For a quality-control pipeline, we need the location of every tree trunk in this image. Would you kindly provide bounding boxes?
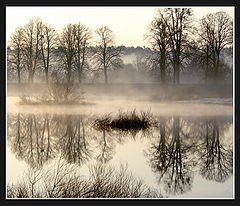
[176,65,180,84]
[79,47,86,84]
[103,46,108,84]
[205,46,209,82]
[45,68,49,84]
[67,65,72,83]
[28,71,34,83]
[17,47,21,84]
[160,52,166,84]
[173,61,180,84]
[78,64,83,84]
[17,66,21,84]
[104,65,108,84]
[78,69,82,84]
[215,53,220,80]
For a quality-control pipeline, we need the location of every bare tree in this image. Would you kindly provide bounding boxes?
[198,11,233,80]
[184,36,211,81]
[73,23,92,84]
[163,8,193,84]
[39,22,58,84]
[58,24,76,83]
[22,18,42,83]
[8,26,25,83]
[146,9,171,84]
[94,26,122,84]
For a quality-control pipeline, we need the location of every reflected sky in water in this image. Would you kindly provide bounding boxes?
[7,113,233,198]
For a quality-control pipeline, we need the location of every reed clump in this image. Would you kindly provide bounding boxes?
[93,109,156,133]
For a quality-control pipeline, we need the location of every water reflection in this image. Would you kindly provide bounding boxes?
[8,114,92,168]
[145,116,232,195]
[197,119,233,182]
[54,115,92,165]
[8,114,56,168]
[95,129,115,163]
[146,116,195,195]
[7,113,233,196]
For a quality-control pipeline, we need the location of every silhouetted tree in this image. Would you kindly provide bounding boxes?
[22,18,43,83]
[58,24,76,83]
[73,23,92,84]
[146,9,171,84]
[39,22,58,84]
[198,11,233,80]
[163,8,193,84]
[8,27,25,83]
[94,26,122,84]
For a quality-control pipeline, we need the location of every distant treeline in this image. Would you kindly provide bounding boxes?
[7,8,233,84]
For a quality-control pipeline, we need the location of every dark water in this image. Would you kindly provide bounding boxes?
[7,113,233,198]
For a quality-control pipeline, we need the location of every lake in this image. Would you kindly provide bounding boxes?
[6,97,233,198]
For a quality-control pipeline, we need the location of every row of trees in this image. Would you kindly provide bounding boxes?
[146,8,233,83]
[8,18,121,84]
[7,8,233,84]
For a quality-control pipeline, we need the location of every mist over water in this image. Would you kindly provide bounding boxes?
[7,83,232,116]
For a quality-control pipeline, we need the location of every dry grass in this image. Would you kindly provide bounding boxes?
[7,157,162,198]
[92,109,156,134]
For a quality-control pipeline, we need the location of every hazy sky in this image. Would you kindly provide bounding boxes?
[6,6,234,47]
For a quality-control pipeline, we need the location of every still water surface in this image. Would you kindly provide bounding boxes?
[7,112,233,198]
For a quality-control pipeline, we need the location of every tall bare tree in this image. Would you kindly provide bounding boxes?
[163,8,193,84]
[94,26,122,84]
[146,9,171,84]
[198,11,233,80]
[58,24,76,83]
[8,26,25,83]
[22,18,42,83]
[39,22,58,84]
[73,23,92,84]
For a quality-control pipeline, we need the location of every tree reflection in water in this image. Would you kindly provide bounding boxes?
[8,113,56,168]
[8,113,233,197]
[94,129,115,163]
[53,115,92,165]
[146,116,232,195]
[146,116,195,195]
[8,113,93,168]
[198,119,233,182]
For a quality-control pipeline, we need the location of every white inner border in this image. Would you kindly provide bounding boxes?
[5,5,235,200]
